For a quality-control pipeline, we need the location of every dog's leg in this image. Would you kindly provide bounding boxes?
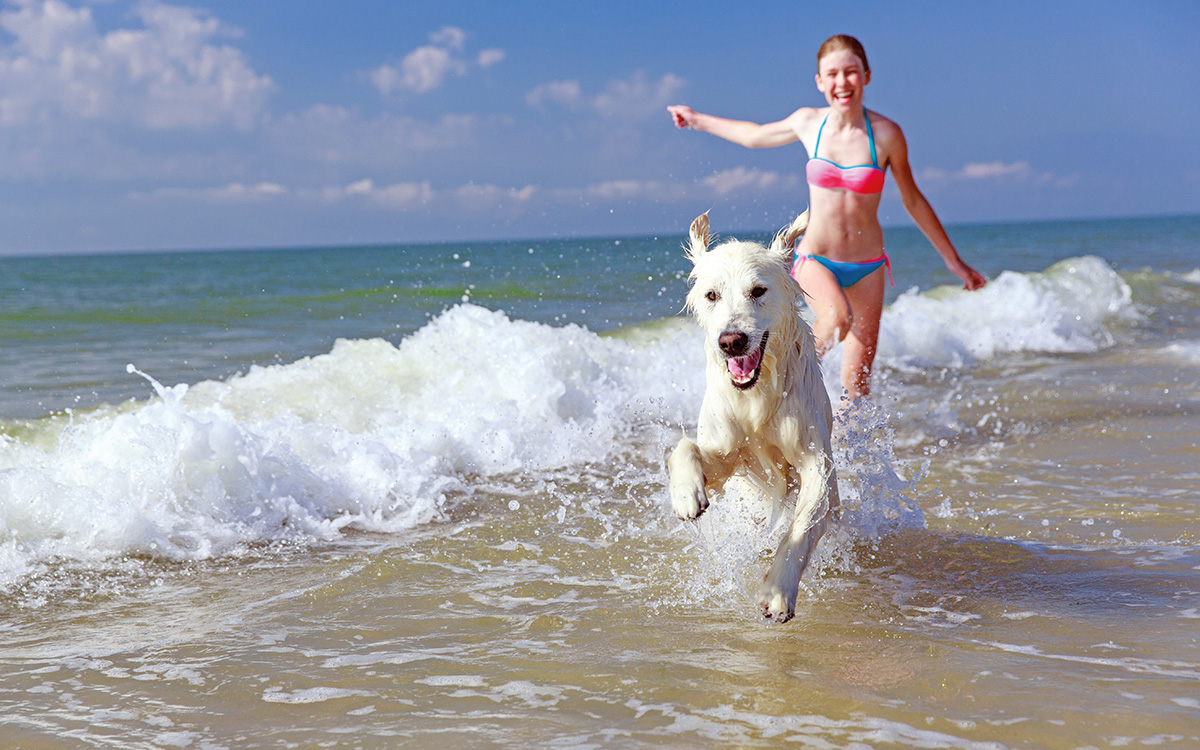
[668,433,738,520]
[668,436,709,519]
[757,451,838,622]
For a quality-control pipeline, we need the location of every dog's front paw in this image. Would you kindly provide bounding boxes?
[757,578,796,623]
[669,472,709,520]
[667,439,709,520]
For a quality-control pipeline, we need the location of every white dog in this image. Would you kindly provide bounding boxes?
[668,212,840,622]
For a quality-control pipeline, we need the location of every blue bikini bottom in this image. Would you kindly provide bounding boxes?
[792,252,893,288]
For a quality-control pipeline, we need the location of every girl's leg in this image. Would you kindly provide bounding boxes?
[839,268,887,400]
[793,259,851,357]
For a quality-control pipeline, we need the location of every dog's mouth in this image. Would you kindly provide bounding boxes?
[727,331,768,390]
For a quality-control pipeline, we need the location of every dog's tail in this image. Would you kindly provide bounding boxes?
[770,210,809,254]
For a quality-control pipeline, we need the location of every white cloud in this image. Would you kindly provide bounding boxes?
[477,48,504,68]
[920,160,1073,187]
[527,71,686,121]
[130,181,287,201]
[334,177,682,212]
[327,177,533,212]
[370,180,435,209]
[428,25,465,51]
[702,167,796,195]
[960,160,1031,179]
[123,167,791,220]
[453,182,535,210]
[331,171,787,211]
[581,180,660,199]
[270,105,478,165]
[592,71,685,120]
[525,79,581,108]
[397,45,466,94]
[215,181,286,198]
[370,26,502,96]
[366,65,402,97]
[0,0,273,130]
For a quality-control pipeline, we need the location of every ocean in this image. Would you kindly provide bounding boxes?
[0,215,1197,748]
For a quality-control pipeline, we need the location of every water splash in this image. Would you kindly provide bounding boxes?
[674,397,924,614]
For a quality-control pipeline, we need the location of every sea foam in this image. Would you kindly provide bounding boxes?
[0,305,704,587]
[878,255,1134,369]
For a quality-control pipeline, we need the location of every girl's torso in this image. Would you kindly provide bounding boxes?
[794,107,888,262]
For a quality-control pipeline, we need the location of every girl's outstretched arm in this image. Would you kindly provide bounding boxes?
[886,123,987,290]
[668,105,806,149]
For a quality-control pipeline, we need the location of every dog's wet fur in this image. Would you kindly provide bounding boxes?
[668,212,839,622]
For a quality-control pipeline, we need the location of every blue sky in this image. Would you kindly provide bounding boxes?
[1,0,1197,255]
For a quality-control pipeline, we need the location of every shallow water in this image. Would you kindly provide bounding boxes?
[1,216,1199,748]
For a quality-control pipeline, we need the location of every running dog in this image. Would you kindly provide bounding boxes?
[668,212,839,622]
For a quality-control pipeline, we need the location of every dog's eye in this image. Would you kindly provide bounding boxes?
[750,286,768,299]
[705,290,719,302]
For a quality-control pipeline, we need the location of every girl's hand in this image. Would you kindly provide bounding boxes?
[953,262,987,291]
[668,105,696,129]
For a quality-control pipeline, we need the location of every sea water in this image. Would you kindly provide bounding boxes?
[0,215,1197,748]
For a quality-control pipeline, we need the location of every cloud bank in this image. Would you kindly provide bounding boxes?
[0,0,273,130]
[920,160,1076,188]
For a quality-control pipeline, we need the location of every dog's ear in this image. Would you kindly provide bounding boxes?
[686,213,710,264]
[769,210,809,261]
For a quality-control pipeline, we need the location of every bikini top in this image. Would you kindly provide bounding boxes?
[805,109,886,194]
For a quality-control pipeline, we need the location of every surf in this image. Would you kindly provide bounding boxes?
[0,256,1151,592]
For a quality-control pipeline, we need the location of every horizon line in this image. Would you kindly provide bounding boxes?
[2,210,1197,262]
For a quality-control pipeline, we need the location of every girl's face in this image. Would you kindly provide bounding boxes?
[815,48,870,112]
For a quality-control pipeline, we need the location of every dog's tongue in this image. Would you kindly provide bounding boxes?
[728,347,762,381]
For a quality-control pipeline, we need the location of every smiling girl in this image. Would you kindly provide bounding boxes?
[668,34,986,401]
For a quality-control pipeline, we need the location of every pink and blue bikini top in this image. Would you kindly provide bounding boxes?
[805,109,886,195]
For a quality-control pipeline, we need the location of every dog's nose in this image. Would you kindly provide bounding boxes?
[718,331,749,356]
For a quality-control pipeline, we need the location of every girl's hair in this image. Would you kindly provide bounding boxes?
[817,34,869,75]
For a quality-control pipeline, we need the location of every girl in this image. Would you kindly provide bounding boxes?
[669,34,986,400]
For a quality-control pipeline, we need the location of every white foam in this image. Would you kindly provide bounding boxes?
[0,305,705,587]
[261,686,373,704]
[978,641,1200,680]
[877,256,1135,369]
[1158,340,1200,365]
[414,675,487,688]
[627,700,1011,748]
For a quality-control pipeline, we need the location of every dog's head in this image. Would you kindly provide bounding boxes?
[683,212,808,391]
